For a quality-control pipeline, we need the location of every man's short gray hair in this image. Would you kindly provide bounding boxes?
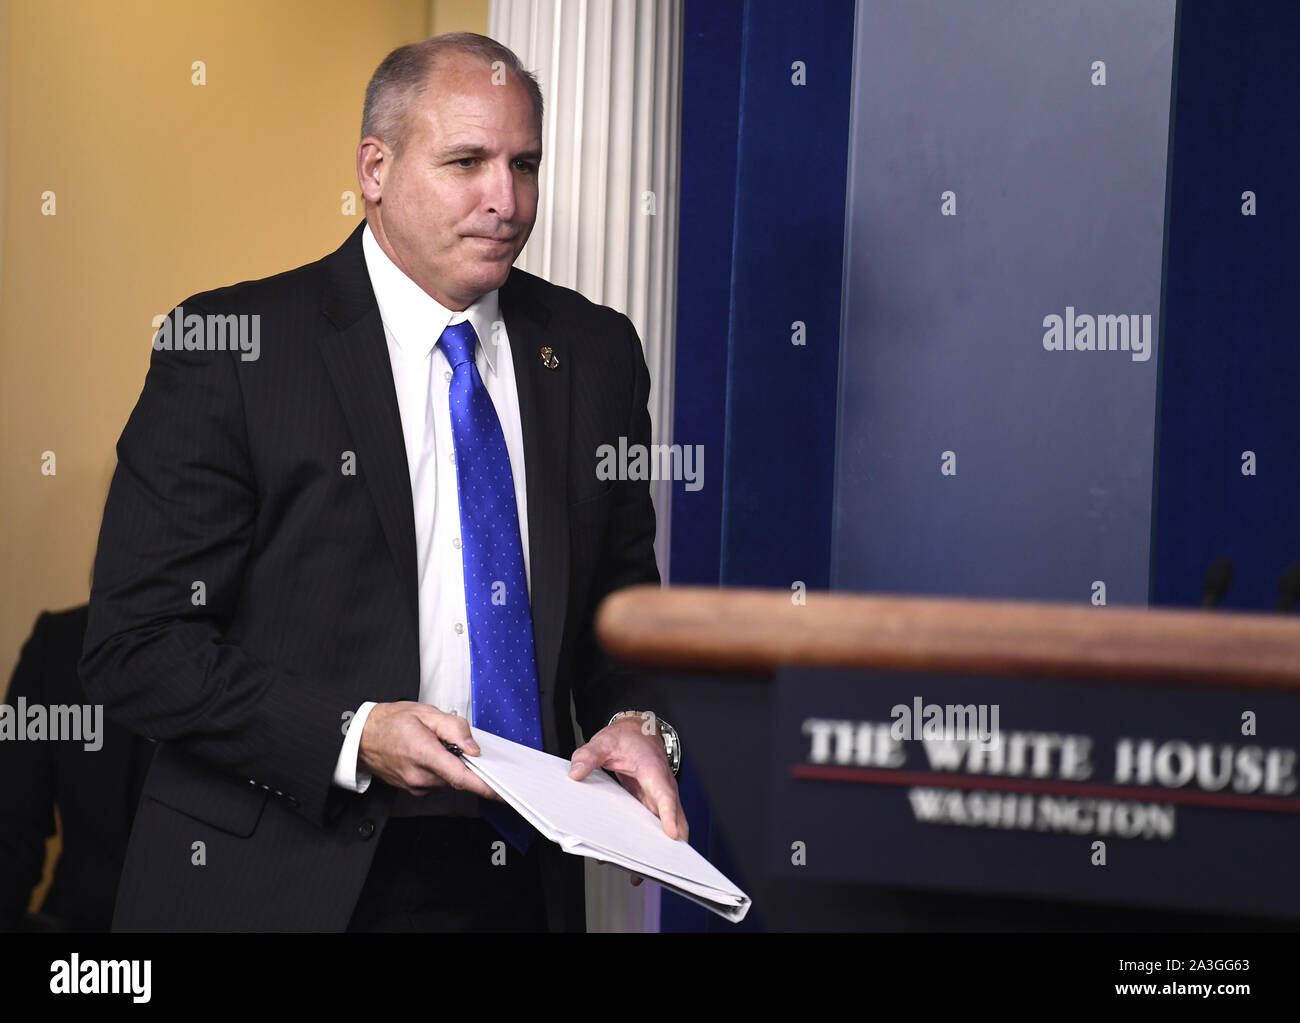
[361,33,544,152]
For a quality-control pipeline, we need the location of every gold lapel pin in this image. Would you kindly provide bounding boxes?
[540,346,559,370]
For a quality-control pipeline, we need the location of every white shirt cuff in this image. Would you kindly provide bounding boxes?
[332,701,378,792]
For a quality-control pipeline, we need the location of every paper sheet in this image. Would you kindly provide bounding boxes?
[457,727,750,922]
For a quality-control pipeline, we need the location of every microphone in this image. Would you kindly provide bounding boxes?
[1278,563,1300,613]
[1200,558,1233,609]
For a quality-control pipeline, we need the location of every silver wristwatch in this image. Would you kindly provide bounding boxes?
[608,709,682,778]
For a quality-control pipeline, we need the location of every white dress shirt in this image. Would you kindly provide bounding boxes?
[331,223,531,794]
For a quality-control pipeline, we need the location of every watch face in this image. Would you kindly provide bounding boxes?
[658,723,681,776]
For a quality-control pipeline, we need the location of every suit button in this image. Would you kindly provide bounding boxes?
[358,819,376,840]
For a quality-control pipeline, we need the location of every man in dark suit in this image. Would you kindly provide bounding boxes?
[79,32,685,932]
[2,606,151,931]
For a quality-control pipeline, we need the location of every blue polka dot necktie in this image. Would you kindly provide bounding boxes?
[438,320,542,853]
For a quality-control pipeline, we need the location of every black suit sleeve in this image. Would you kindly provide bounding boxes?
[571,313,663,742]
[0,613,58,928]
[79,301,349,828]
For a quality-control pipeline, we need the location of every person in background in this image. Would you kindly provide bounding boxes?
[0,604,152,931]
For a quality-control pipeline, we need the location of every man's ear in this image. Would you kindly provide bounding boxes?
[356,137,391,204]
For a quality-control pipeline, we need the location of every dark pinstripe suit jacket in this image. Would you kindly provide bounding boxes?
[79,222,660,931]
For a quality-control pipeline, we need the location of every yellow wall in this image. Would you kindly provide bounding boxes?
[431,0,490,36]
[0,0,488,918]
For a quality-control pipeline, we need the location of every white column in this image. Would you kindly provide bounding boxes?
[487,0,684,934]
[489,0,682,583]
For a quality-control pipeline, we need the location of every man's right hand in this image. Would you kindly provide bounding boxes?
[358,702,501,800]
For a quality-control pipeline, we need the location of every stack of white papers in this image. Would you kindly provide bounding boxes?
[457,728,751,923]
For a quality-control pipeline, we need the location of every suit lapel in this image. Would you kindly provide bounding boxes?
[501,270,570,706]
[316,225,420,637]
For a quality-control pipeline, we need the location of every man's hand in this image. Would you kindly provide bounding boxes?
[569,714,688,886]
[358,701,501,800]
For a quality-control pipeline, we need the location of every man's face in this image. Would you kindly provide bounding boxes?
[362,54,541,310]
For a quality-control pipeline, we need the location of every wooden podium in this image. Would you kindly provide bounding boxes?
[597,585,1300,931]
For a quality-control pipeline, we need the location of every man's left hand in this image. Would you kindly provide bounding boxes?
[569,714,688,885]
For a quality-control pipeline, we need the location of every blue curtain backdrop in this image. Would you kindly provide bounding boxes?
[666,0,1298,932]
